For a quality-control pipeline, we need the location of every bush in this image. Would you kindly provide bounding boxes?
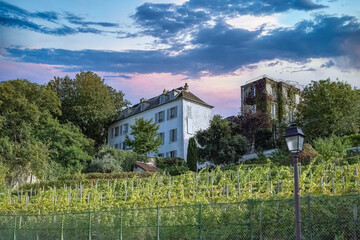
[156,157,189,175]
[298,143,319,165]
[255,128,274,150]
[87,153,122,173]
[85,145,149,173]
[269,149,291,165]
[313,135,350,162]
[343,134,360,147]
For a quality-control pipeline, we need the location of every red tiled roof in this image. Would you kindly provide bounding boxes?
[135,162,158,172]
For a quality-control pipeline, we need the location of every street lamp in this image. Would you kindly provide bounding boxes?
[284,123,305,240]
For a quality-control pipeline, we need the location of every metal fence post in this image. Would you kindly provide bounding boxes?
[354,205,358,240]
[13,215,17,240]
[307,195,313,240]
[248,199,254,240]
[156,206,160,240]
[60,213,64,240]
[88,211,92,240]
[119,209,123,240]
[198,203,203,240]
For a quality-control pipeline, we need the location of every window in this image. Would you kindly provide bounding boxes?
[169,129,177,142]
[110,128,115,138]
[253,87,256,97]
[114,143,119,149]
[167,106,177,120]
[123,123,129,134]
[158,153,164,157]
[166,151,177,157]
[187,118,193,134]
[170,150,176,157]
[139,104,144,111]
[271,104,276,119]
[114,126,119,137]
[186,106,192,118]
[289,111,294,122]
[159,95,165,104]
[159,132,165,145]
[252,105,256,114]
[155,111,165,123]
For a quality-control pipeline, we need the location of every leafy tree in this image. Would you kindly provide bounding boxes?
[298,79,360,141]
[187,137,198,171]
[125,118,162,155]
[48,71,130,146]
[0,79,61,141]
[196,115,248,164]
[35,117,94,170]
[229,110,271,151]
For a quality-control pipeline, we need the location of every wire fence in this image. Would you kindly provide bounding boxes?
[0,194,359,240]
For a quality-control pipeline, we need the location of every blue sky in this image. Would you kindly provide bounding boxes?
[1,0,359,116]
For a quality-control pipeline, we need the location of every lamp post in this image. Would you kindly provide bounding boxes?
[284,123,305,240]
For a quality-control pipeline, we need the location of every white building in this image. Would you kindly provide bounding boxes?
[108,84,213,161]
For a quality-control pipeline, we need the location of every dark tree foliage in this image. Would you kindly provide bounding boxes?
[48,71,130,146]
[254,128,274,150]
[187,137,198,171]
[298,79,360,141]
[196,115,247,165]
[229,110,271,151]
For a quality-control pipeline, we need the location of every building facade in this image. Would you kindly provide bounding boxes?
[240,75,302,149]
[240,75,301,123]
[108,84,213,161]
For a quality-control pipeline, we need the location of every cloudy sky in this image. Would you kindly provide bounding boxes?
[1,0,359,116]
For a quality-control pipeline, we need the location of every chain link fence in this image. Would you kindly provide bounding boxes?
[0,194,359,240]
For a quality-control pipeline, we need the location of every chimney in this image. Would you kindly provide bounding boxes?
[184,83,189,91]
[163,89,168,94]
[140,98,146,102]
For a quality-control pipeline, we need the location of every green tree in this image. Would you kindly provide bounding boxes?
[187,137,198,171]
[196,115,248,164]
[35,117,94,170]
[298,79,360,141]
[0,79,61,141]
[48,71,130,146]
[125,118,162,155]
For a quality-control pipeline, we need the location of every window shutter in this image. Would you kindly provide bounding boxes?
[167,109,170,120]
[119,125,122,136]
[161,111,165,121]
[174,106,178,118]
[155,113,158,123]
[174,129,177,142]
[166,152,170,157]
[174,150,177,157]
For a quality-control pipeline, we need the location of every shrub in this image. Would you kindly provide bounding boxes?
[255,128,274,150]
[298,143,319,165]
[313,135,350,162]
[343,134,360,147]
[156,157,189,175]
[85,145,148,173]
[87,153,122,173]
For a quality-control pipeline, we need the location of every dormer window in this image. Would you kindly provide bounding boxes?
[139,104,144,111]
[159,95,165,104]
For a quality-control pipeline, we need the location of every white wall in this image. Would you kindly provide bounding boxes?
[109,99,184,158]
[182,99,212,160]
[108,98,212,161]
